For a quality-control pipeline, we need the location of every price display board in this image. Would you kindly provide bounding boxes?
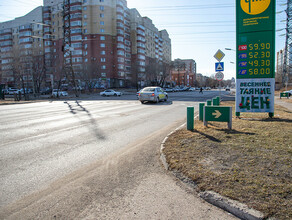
[236,0,275,116]
[237,31,274,79]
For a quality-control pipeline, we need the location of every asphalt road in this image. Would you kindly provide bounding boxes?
[0,91,237,219]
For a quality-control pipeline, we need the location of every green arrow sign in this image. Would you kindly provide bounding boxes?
[204,106,232,129]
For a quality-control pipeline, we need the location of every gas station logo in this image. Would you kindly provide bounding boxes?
[241,0,271,15]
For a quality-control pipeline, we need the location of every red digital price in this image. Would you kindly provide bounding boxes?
[238,45,247,51]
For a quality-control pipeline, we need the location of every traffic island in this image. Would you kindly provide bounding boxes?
[161,101,292,220]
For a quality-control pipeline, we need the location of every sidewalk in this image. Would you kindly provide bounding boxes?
[275,96,292,111]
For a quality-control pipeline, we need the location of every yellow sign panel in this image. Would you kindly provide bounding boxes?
[241,0,271,15]
[214,50,225,62]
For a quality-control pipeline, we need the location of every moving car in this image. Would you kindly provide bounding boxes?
[52,89,68,97]
[138,86,168,104]
[100,89,122,96]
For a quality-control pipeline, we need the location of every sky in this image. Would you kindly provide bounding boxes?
[0,0,288,80]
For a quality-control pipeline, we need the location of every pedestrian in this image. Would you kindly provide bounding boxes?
[199,87,203,94]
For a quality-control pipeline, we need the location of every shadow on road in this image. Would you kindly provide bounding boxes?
[140,100,173,106]
[64,101,106,140]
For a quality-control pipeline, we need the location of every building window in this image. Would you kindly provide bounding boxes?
[100,36,105,40]
[100,29,105,33]
[83,7,87,10]
[84,14,87,19]
[100,21,104,25]
[85,58,88,62]
[101,58,106,62]
[100,0,104,2]
[101,72,106,77]
[100,6,104,11]
[100,13,104,18]
[100,43,105,47]
[101,51,106,55]
[101,65,106,69]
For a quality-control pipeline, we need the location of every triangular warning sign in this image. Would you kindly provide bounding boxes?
[217,63,223,70]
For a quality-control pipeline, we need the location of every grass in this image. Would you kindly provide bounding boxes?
[163,102,292,220]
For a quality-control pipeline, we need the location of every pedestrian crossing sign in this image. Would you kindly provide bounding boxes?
[215,62,224,72]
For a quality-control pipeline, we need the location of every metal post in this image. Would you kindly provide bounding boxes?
[203,106,207,127]
[228,107,232,130]
[187,106,194,131]
[199,103,205,121]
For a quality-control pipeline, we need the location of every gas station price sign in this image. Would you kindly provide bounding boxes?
[237,31,274,79]
[236,0,275,116]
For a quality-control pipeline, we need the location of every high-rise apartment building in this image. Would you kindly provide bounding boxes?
[0,7,43,89]
[0,0,171,90]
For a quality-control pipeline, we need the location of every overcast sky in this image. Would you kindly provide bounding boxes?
[0,0,288,80]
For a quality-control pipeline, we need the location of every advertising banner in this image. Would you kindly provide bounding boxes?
[236,78,275,113]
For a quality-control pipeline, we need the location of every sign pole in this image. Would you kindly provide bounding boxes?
[219,81,221,101]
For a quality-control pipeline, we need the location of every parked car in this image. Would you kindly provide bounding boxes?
[2,89,8,95]
[163,88,174,92]
[8,88,20,95]
[40,87,52,95]
[100,89,122,96]
[19,88,32,94]
[225,87,230,91]
[138,86,168,104]
[52,89,68,97]
[284,89,292,97]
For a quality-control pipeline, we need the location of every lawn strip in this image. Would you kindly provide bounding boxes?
[163,102,292,220]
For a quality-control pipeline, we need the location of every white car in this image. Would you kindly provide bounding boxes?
[100,89,122,96]
[138,86,168,104]
[8,88,20,95]
[52,89,68,97]
[284,89,292,97]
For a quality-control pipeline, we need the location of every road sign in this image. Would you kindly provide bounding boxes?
[215,72,224,81]
[214,49,225,62]
[204,106,232,129]
[215,62,224,72]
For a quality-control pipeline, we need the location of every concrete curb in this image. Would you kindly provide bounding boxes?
[159,117,266,220]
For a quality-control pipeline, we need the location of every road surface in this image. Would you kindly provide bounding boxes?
[0,91,237,219]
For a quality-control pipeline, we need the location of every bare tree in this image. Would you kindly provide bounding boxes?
[78,62,100,93]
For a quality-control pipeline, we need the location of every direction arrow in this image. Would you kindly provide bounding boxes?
[212,110,222,118]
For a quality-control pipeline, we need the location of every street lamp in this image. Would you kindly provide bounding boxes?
[225,48,236,51]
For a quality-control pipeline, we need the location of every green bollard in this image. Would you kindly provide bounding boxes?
[207,100,212,106]
[213,98,219,106]
[216,96,220,105]
[187,106,194,131]
[199,103,205,121]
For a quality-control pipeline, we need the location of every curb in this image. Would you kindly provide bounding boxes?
[159,117,266,220]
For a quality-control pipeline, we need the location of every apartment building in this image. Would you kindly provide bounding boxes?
[130,9,171,87]
[0,7,43,89]
[171,59,196,87]
[0,0,172,89]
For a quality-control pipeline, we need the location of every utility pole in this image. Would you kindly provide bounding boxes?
[283,0,292,90]
[63,0,79,97]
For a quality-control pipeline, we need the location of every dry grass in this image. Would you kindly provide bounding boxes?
[163,102,292,220]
